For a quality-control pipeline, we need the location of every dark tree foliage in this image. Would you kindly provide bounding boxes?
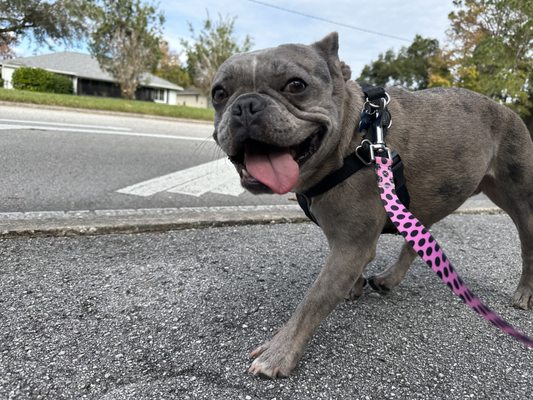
[358,35,450,90]
[0,0,99,51]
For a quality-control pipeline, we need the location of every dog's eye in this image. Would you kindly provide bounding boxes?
[283,78,307,94]
[212,86,228,104]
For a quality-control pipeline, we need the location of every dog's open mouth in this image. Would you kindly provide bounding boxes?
[230,127,326,194]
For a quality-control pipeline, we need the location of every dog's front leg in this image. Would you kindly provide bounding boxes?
[249,242,376,378]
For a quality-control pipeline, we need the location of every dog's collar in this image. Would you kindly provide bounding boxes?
[295,84,410,229]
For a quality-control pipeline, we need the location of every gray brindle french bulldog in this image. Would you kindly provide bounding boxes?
[211,32,533,378]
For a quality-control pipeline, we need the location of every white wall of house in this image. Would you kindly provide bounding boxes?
[72,76,79,94]
[1,66,16,88]
[168,90,177,105]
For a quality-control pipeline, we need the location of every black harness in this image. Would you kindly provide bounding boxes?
[295,84,410,232]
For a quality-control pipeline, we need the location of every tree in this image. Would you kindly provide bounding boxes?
[0,0,99,53]
[154,41,192,88]
[357,0,532,126]
[358,35,451,90]
[447,0,533,118]
[89,0,164,99]
[181,13,253,95]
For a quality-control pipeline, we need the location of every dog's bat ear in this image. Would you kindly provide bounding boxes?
[312,32,339,59]
[312,33,348,82]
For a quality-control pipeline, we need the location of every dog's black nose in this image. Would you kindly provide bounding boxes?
[231,94,266,120]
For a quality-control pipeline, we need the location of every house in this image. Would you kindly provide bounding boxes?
[0,52,183,104]
[175,87,210,108]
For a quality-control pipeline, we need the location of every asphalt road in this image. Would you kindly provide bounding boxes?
[0,104,291,212]
[1,214,531,399]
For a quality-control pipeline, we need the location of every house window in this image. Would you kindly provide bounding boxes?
[152,89,165,101]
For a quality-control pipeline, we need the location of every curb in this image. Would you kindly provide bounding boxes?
[0,206,309,238]
[0,204,502,239]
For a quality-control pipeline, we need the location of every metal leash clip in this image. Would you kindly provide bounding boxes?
[356,139,392,164]
[357,91,393,164]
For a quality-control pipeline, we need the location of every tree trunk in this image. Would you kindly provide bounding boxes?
[121,84,136,100]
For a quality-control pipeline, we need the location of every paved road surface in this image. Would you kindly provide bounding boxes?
[1,214,531,399]
[0,104,292,212]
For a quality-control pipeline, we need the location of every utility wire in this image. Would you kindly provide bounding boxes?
[247,0,411,42]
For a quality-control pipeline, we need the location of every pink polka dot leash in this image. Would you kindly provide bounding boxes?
[374,155,533,348]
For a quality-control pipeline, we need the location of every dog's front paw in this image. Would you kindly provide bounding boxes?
[512,284,533,310]
[248,336,301,379]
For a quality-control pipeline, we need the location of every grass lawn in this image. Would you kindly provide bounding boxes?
[0,88,214,121]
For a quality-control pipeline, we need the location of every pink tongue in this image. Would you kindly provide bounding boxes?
[244,147,299,194]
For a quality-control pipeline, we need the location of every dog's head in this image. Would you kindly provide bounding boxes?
[211,32,352,194]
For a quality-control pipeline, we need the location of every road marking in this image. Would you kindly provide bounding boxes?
[0,124,23,130]
[0,118,131,131]
[0,122,214,142]
[116,157,244,197]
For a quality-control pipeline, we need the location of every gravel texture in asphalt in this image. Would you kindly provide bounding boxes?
[0,214,532,399]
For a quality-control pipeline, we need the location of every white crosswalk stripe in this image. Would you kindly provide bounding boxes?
[117,158,245,197]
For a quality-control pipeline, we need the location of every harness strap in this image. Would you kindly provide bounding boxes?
[374,156,533,348]
[303,153,367,199]
[296,150,409,227]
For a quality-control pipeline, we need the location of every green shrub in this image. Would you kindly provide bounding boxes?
[12,67,73,94]
[47,72,73,94]
[12,67,49,91]
[0,77,4,88]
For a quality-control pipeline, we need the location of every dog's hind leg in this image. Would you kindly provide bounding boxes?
[480,174,533,309]
[512,223,533,310]
[366,242,418,293]
[480,120,533,309]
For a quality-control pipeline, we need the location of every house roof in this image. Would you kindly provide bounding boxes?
[1,52,183,91]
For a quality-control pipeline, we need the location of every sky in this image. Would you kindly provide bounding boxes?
[15,0,456,77]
